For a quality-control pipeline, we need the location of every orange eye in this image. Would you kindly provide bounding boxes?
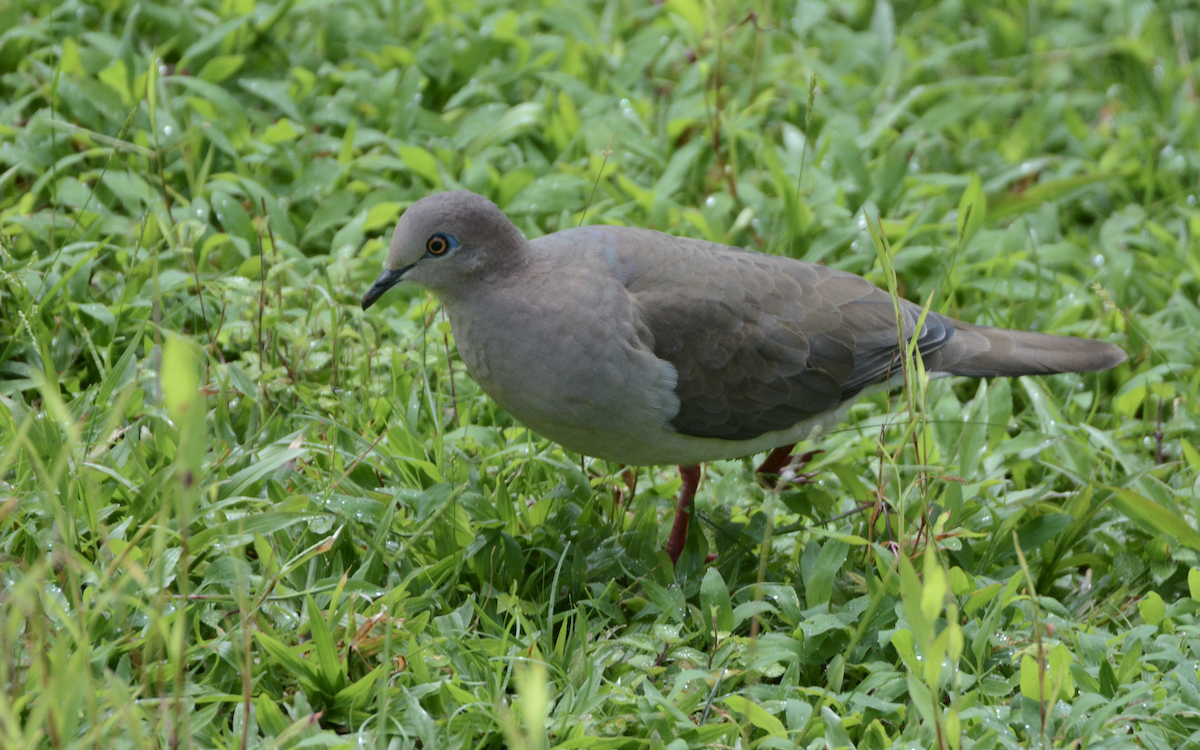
[426,234,450,255]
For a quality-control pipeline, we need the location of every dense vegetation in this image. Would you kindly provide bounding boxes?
[2,0,1199,747]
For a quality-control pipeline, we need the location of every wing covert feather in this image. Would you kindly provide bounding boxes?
[614,232,954,441]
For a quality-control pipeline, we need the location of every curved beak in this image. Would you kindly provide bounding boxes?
[361,267,409,310]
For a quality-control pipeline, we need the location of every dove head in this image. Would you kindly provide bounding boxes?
[361,191,526,309]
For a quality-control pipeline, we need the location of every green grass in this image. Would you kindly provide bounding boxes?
[2,0,1200,747]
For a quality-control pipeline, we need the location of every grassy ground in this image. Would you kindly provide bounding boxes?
[2,0,1200,747]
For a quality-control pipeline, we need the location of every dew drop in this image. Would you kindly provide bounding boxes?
[705,196,717,208]
[1092,254,1104,267]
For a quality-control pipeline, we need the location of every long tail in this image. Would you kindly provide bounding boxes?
[923,322,1126,377]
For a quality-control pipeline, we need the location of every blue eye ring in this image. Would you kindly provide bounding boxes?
[426,233,457,256]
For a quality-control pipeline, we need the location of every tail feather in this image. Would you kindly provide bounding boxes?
[924,322,1126,377]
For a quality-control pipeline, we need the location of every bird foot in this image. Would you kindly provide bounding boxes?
[755,444,796,476]
[756,447,824,489]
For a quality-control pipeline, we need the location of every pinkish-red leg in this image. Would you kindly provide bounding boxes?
[665,465,701,564]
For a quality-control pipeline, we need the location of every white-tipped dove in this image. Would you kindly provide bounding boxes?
[362,191,1125,563]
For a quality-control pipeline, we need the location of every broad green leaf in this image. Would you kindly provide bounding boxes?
[964,583,1002,615]
[161,335,198,423]
[1138,591,1165,627]
[305,594,346,695]
[74,302,115,330]
[398,145,442,187]
[515,661,550,741]
[665,0,708,38]
[332,666,382,710]
[906,674,937,725]
[821,705,854,749]
[949,567,973,595]
[552,740,630,750]
[1107,486,1200,552]
[985,376,1012,447]
[989,172,1112,218]
[254,631,320,687]
[898,551,928,638]
[829,464,872,504]
[60,37,83,75]
[224,362,257,396]
[1181,440,1200,471]
[958,380,987,479]
[238,77,303,120]
[805,538,849,608]
[98,59,132,105]
[944,707,961,750]
[1117,639,1142,684]
[700,567,734,632]
[190,510,318,551]
[338,117,357,165]
[261,118,300,143]
[956,173,985,248]
[1019,653,1045,701]
[891,629,919,673]
[1098,658,1119,698]
[364,201,404,232]
[219,448,306,497]
[210,190,258,246]
[1050,643,1076,699]
[198,54,244,83]
[920,561,946,625]
[1111,364,1170,417]
[255,694,290,736]
[723,695,786,737]
[639,578,687,624]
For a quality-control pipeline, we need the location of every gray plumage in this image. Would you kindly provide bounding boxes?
[362,191,1125,467]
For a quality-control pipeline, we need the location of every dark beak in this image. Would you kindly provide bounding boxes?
[361,267,409,310]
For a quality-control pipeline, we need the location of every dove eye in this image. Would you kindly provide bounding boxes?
[426,233,457,255]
